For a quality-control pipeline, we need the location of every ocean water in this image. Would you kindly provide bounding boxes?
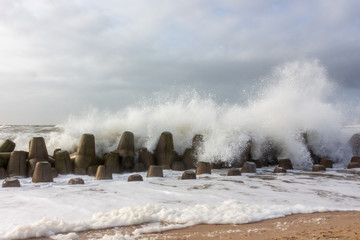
[1,60,360,239]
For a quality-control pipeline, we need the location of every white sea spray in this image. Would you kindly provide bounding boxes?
[1,60,357,167]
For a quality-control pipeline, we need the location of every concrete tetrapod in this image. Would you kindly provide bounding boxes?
[0,139,16,153]
[183,148,196,170]
[68,178,85,185]
[75,134,95,174]
[54,150,74,174]
[95,165,112,180]
[227,168,242,176]
[133,162,146,172]
[181,170,196,180]
[146,165,163,178]
[117,131,135,155]
[138,148,155,170]
[28,137,51,176]
[2,178,21,188]
[117,131,135,169]
[0,152,11,168]
[155,132,176,169]
[128,174,143,182]
[104,152,121,174]
[7,151,28,177]
[53,148,62,157]
[241,161,257,173]
[51,168,58,178]
[319,158,333,168]
[28,157,54,177]
[312,164,326,172]
[87,165,99,176]
[181,134,204,170]
[28,158,38,177]
[0,168,6,179]
[32,161,54,183]
[348,162,360,169]
[28,137,49,160]
[350,157,360,164]
[247,159,262,168]
[196,162,211,175]
[278,159,293,170]
[171,161,185,171]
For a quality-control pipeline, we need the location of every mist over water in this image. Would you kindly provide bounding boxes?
[2,60,358,168]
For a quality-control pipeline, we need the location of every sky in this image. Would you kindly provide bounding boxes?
[0,0,359,124]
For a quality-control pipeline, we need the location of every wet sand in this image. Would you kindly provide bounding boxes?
[33,211,360,240]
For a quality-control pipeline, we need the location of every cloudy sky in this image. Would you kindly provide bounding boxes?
[0,0,359,124]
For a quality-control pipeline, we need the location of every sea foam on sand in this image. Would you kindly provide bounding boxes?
[1,168,360,239]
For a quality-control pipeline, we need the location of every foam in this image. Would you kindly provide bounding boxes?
[91,233,135,240]
[50,232,79,240]
[1,168,360,239]
[1,201,329,239]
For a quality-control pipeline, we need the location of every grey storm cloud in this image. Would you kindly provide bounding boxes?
[0,0,359,124]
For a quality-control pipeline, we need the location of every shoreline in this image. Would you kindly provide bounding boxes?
[31,211,360,240]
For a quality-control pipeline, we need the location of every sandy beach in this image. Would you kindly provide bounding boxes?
[32,211,360,240]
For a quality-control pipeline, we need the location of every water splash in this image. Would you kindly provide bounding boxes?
[1,60,357,167]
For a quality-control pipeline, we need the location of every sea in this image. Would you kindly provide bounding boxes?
[1,61,360,239]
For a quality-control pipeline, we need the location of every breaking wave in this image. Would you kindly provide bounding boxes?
[2,60,358,168]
